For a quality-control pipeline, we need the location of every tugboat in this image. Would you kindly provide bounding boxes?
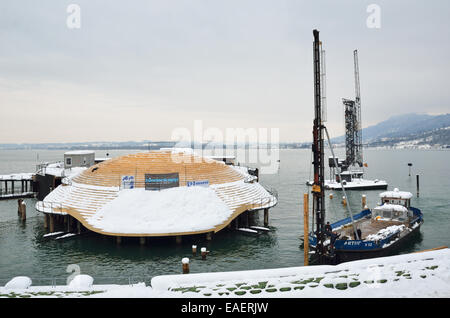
[306,29,422,265]
[309,188,423,263]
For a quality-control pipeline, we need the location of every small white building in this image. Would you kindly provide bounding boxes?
[64,150,95,169]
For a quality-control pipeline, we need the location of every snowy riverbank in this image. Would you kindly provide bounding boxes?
[1,248,449,298]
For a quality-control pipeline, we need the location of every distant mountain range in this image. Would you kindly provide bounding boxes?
[332,113,450,149]
[1,113,449,150]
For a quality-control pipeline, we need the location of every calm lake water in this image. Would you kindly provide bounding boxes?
[0,149,449,285]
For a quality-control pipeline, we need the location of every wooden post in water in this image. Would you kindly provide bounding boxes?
[206,232,213,241]
[303,193,309,266]
[201,247,207,260]
[182,258,190,274]
[44,213,48,229]
[17,199,23,216]
[49,214,55,233]
[362,195,367,209]
[192,245,197,255]
[264,208,269,227]
[416,174,420,197]
[329,193,333,199]
[20,201,26,221]
[342,196,347,206]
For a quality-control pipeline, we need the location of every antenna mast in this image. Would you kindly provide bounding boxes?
[354,50,363,167]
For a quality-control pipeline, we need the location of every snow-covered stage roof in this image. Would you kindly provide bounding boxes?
[36,151,277,237]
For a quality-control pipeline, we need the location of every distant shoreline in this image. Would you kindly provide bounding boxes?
[0,144,448,151]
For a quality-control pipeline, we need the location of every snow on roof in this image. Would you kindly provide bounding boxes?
[205,155,236,159]
[42,166,87,178]
[380,188,413,199]
[159,148,197,155]
[86,186,233,234]
[373,204,408,213]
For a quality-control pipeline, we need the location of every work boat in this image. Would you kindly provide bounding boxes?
[324,169,388,190]
[309,188,423,263]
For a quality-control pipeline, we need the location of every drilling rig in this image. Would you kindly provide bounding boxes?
[311,29,327,264]
[342,50,363,171]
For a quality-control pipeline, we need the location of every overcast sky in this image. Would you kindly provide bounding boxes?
[0,0,449,143]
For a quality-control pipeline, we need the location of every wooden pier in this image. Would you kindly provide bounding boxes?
[0,174,36,200]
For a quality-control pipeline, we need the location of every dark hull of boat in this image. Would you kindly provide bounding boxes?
[334,222,423,264]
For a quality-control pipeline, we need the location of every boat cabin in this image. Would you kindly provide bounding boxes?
[336,170,364,183]
[373,188,414,221]
[379,188,412,208]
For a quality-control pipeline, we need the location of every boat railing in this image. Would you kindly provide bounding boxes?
[35,161,64,176]
[330,209,371,230]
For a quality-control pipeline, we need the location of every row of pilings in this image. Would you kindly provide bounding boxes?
[39,207,271,246]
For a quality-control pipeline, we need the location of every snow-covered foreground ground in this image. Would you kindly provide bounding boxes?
[1,249,449,298]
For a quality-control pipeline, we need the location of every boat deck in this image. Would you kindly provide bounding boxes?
[335,218,406,240]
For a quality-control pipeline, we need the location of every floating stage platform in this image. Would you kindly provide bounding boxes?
[35,150,277,241]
